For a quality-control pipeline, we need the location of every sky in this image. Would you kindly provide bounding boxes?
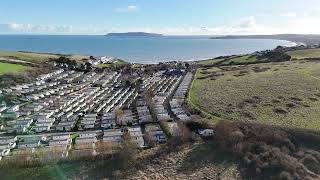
[0,0,320,35]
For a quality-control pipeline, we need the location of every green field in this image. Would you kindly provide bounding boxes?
[0,62,28,75]
[189,60,320,130]
[196,58,225,65]
[97,59,130,69]
[217,55,257,66]
[287,48,320,59]
[196,55,257,66]
[0,50,89,63]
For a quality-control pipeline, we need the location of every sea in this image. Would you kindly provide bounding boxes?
[0,35,295,64]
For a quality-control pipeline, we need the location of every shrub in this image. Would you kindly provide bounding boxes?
[143,133,156,148]
[185,119,212,132]
[159,120,172,138]
[211,122,320,179]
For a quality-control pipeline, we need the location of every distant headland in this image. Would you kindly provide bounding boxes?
[105,32,163,37]
[210,34,320,46]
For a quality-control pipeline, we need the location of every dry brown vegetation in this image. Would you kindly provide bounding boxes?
[2,120,320,179]
[0,140,137,179]
[212,121,320,180]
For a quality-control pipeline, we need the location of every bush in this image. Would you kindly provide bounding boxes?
[143,133,156,147]
[185,119,212,132]
[159,121,172,138]
[257,51,291,62]
[209,122,320,179]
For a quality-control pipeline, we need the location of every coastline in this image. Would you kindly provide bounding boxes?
[210,34,319,46]
[192,39,297,63]
[0,35,297,64]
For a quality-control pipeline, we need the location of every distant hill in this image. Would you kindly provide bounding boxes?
[210,34,320,45]
[105,32,163,37]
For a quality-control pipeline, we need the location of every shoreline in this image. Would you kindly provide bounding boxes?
[0,38,298,64]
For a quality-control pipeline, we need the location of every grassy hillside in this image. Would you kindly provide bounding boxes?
[196,58,225,65]
[0,50,89,63]
[287,48,320,59]
[0,62,28,75]
[196,55,257,66]
[198,48,320,65]
[97,59,130,68]
[217,55,257,66]
[189,60,320,130]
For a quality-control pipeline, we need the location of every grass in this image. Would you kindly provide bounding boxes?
[131,63,144,68]
[187,67,224,122]
[196,58,225,65]
[113,59,128,64]
[287,48,320,59]
[196,55,257,66]
[218,55,257,66]
[0,162,80,180]
[189,60,320,130]
[97,63,112,68]
[70,133,79,140]
[0,62,28,75]
[97,59,130,69]
[0,50,89,63]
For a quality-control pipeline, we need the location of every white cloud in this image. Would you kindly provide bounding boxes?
[281,12,297,18]
[161,15,320,35]
[236,16,256,28]
[8,22,73,33]
[285,17,320,34]
[115,5,138,13]
[4,15,320,35]
[127,5,138,11]
[8,23,32,31]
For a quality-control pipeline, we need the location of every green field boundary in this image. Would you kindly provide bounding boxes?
[0,62,29,75]
[187,69,225,123]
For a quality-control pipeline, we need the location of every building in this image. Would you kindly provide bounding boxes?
[101,112,116,128]
[198,129,214,137]
[17,136,42,149]
[103,129,123,143]
[145,124,167,143]
[128,127,145,148]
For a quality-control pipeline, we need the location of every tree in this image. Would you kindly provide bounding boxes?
[85,62,92,71]
[143,133,156,147]
[55,56,77,69]
[115,109,125,126]
[134,79,143,91]
[257,51,291,62]
[159,120,172,138]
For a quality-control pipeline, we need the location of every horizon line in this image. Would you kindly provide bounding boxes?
[0,33,319,36]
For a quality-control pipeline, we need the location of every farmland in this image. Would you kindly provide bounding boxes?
[0,50,89,63]
[287,48,320,59]
[0,62,28,75]
[196,55,257,66]
[196,58,225,66]
[216,55,257,66]
[189,60,320,130]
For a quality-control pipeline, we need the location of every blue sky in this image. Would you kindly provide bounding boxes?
[0,0,320,35]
